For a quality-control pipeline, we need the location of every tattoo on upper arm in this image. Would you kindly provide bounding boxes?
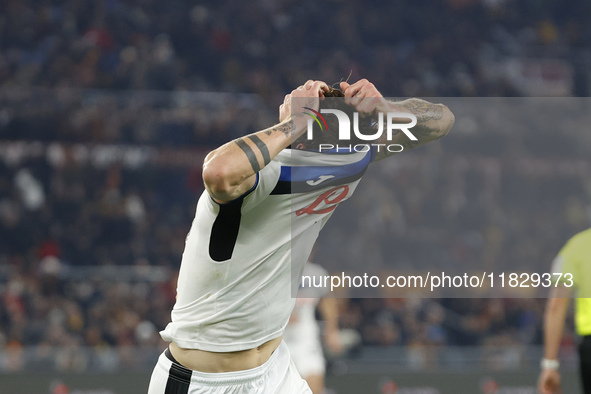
[235,138,261,172]
[402,100,444,122]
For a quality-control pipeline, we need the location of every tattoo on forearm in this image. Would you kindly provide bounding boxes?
[248,135,271,165]
[234,133,273,172]
[235,138,261,172]
[261,119,298,138]
[373,100,451,161]
[274,120,294,138]
[401,100,444,122]
[234,118,299,172]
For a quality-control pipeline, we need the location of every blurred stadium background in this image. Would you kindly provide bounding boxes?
[1,0,590,393]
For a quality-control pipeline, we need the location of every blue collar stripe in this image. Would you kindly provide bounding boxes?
[278,151,371,183]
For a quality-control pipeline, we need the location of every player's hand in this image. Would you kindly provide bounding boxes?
[340,79,389,115]
[279,80,329,127]
[538,369,561,394]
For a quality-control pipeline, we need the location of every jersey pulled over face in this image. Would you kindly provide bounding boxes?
[160,147,373,352]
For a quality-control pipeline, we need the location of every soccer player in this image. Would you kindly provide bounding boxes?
[147,79,454,394]
[538,228,591,394]
[284,262,343,394]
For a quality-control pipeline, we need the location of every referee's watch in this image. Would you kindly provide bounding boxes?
[541,358,560,370]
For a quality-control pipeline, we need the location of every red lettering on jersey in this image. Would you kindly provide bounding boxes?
[296,185,350,216]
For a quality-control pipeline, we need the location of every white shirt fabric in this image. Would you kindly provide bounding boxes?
[160,147,372,352]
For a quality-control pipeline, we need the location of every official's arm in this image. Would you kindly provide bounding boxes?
[538,285,572,394]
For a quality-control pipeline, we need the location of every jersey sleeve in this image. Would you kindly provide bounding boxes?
[203,159,281,213]
[240,159,281,212]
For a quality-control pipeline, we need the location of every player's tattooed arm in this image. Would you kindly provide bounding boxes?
[373,98,454,161]
[234,135,270,173]
[274,119,296,138]
[339,80,454,161]
[203,80,328,202]
[399,98,445,122]
[373,125,439,161]
[203,120,296,202]
[232,117,303,174]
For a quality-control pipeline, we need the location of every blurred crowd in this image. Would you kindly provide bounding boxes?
[1,0,590,102]
[1,0,590,372]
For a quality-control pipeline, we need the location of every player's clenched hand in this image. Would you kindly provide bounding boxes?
[279,80,329,128]
[340,79,389,115]
[538,369,561,394]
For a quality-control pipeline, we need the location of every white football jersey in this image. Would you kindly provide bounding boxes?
[160,147,373,352]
